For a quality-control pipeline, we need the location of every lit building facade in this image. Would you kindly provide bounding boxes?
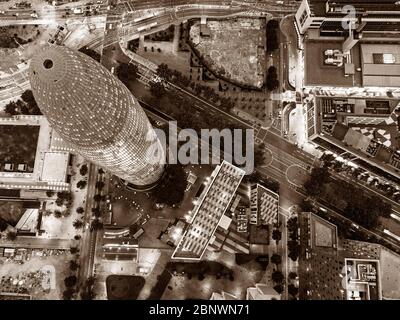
[29,45,165,187]
[172,161,245,260]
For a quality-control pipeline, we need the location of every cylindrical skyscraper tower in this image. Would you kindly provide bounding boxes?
[29,45,164,187]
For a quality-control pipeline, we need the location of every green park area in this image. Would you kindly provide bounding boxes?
[0,124,40,173]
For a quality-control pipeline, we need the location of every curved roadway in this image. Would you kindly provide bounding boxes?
[0,1,296,100]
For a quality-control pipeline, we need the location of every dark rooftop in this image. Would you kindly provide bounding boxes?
[304,41,362,87]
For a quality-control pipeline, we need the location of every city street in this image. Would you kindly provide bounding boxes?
[1,0,400,303]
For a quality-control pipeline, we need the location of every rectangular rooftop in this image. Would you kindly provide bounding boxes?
[172,161,245,260]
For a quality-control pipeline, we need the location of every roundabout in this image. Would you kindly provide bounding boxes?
[286,164,309,187]
[259,147,274,168]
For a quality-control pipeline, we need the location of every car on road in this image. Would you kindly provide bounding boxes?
[132,228,145,239]
[166,241,175,248]
[72,8,83,14]
[351,223,360,230]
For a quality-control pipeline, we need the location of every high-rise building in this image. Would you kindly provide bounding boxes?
[299,212,384,300]
[28,45,165,187]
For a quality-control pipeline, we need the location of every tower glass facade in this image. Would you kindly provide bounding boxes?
[29,45,164,186]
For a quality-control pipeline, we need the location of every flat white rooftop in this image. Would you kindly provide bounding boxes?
[41,152,69,182]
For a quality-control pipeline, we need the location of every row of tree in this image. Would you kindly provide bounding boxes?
[156,63,235,112]
[266,66,279,91]
[78,47,101,62]
[4,90,41,116]
[287,216,300,261]
[321,153,400,202]
[266,20,279,52]
[116,62,139,87]
[304,166,392,229]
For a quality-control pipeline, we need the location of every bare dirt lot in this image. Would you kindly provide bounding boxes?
[189,18,267,88]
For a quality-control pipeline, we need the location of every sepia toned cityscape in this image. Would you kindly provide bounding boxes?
[0,0,400,304]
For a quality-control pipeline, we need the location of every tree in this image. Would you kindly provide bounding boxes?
[154,165,187,206]
[76,207,84,214]
[95,181,105,190]
[69,260,79,271]
[46,190,55,197]
[4,101,18,115]
[54,210,62,218]
[63,208,71,217]
[86,276,95,287]
[304,167,330,197]
[80,287,96,300]
[80,277,96,300]
[6,231,17,241]
[64,275,78,288]
[78,46,101,62]
[0,218,8,232]
[21,89,40,114]
[321,153,335,167]
[70,246,79,254]
[149,81,166,98]
[288,284,299,297]
[116,62,138,86]
[271,253,282,266]
[273,284,284,294]
[157,63,171,80]
[272,229,282,242]
[57,191,72,204]
[288,248,299,261]
[91,219,103,230]
[77,180,87,189]
[266,20,279,52]
[93,194,102,202]
[73,219,84,229]
[271,270,284,284]
[62,288,75,300]
[91,207,101,218]
[80,164,88,176]
[266,66,280,91]
[299,199,313,212]
[268,66,277,74]
[289,272,298,280]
